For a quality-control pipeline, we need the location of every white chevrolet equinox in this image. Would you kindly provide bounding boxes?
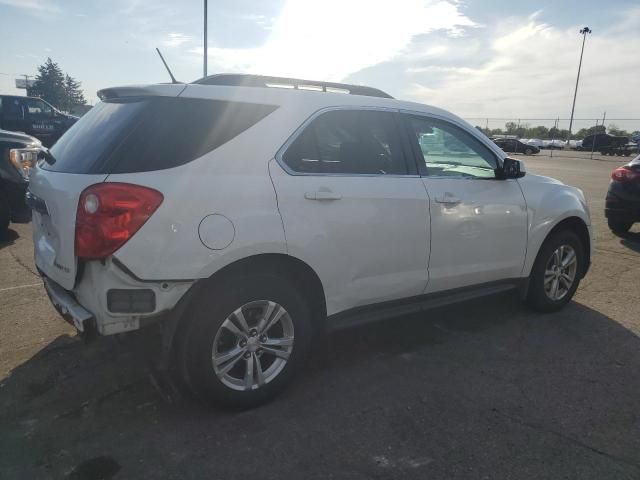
[28,74,592,407]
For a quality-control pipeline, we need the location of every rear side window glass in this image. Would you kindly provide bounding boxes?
[46,97,277,174]
[282,110,408,175]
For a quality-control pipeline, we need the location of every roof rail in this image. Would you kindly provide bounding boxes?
[191,74,394,99]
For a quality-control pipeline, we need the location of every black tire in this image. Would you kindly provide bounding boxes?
[526,230,584,313]
[0,190,11,241]
[624,151,631,157]
[524,147,534,155]
[607,217,632,234]
[177,272,313,409]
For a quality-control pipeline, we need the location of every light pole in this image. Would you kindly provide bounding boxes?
[567,27,591,143]
[203,0,208,78]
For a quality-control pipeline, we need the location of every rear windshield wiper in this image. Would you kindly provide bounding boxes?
[38,148,57,165]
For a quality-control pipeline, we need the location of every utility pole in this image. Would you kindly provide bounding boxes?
[203,0,208,78]
[567,27,592,143]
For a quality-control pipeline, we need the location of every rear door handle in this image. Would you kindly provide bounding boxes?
[305,191,342,201]
[434,193,461,205]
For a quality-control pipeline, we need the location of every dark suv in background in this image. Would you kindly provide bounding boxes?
[0,129,40,238]
[0,95,77,147]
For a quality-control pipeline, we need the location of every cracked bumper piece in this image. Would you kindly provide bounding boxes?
[43,277,94,333]
[42,258,193,337]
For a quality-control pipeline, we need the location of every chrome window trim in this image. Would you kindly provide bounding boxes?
[274,105,419,178]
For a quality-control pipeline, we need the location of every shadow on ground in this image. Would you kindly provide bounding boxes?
[0,228,19,250]
[620,230,640,253]
[1,294,639,479]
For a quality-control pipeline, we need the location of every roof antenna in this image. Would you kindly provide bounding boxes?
[155,47,178,84]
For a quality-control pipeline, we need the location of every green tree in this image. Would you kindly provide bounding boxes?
[62,74,86,112]
[525,125,549,139]
[574,125,605,139]
[27,58,85,112]
[607,124,629,137]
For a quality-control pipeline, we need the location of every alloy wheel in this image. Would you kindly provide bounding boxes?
[212,300,294,391]
[544,244,578,301]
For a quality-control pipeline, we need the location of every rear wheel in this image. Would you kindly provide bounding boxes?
[526,230,583,312]
[177,272,313,408]
[0,190,11,241]
[607,217,633,234]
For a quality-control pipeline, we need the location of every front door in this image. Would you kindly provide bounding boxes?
[270,108,431,316]
[403,114,528,293]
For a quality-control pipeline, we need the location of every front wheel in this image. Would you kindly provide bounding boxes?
[526,231,584,312]
[524,147,534,155]
[177,272,313,408]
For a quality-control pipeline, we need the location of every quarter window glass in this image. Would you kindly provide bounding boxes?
[408,116,497,179]
[283,110,408,175]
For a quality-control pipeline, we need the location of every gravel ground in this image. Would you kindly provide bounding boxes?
[1,152,639,479]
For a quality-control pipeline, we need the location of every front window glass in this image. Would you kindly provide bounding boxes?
[407,116,497,179]
[25,99,52,116]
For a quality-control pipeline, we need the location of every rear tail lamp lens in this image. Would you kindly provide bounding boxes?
[75,183,163,259]
[611,166,638,182]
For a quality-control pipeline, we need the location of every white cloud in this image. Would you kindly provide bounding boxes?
[192,0,475,81]
[162,32,192,48]
[0,0,59,12]
[405,9,640,121]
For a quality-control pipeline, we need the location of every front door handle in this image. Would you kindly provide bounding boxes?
[305,191,342,201]
[434,193,461,205]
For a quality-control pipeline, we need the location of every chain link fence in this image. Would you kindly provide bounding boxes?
[463,117,640,160]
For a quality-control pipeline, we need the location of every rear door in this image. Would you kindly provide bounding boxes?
[270,108,431,316]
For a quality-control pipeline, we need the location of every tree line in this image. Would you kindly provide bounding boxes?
[26,58,86,113]
[475,121,639,140]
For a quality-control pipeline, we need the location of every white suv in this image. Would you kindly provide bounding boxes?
[28,74,592,407]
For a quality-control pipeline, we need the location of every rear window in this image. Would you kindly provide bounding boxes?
[45,97,277,174]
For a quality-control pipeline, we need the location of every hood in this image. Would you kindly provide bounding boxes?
[0,129,41,146]
[518,173,565,186]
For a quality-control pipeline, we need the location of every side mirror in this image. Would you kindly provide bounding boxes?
[497,157,526,179]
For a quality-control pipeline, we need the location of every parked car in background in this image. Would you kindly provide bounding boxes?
[0,95,78,147]
[28,74,592,408]
[605,154,640,234]
[542,139,566,149]
[493,137,539,155]
[0,129,40,238]
[568,140,582,149]
[525,139,545,148]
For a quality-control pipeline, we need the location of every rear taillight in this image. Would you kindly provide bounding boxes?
[75,183,163,259]
[611,166,639,182]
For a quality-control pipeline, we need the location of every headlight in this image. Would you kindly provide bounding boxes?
[9,148,40,180]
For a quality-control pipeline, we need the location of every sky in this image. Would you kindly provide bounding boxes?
[1,0,639,131]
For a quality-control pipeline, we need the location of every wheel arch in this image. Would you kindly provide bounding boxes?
[528,216,591,279]
[162,253,327,361]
